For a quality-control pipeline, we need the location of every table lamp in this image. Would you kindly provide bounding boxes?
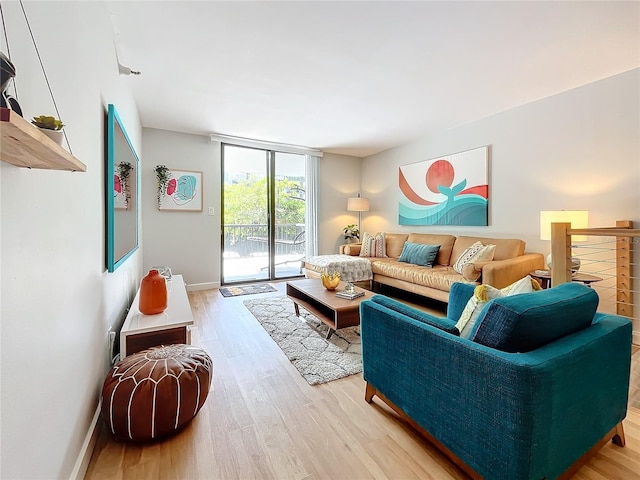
[539,210,588,271]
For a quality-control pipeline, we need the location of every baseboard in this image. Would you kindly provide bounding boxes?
[633,331,640,346]
[187,282,220,291]
[69,403,101,480]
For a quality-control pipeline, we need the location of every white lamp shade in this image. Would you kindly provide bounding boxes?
[540,210,588,242]
[347,197,370,212]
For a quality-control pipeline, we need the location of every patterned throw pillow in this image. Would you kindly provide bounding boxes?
[455,275,541,338]
[360,232,387,257]
[452,241,496,274]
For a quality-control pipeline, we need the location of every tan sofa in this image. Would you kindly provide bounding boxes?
[337,233,544,303]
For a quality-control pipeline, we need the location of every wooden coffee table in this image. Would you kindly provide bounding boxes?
[286,278,374,339]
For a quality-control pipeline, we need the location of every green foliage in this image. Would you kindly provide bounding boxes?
[118,162,132,182]
[118,162,133,206]
[224,175,305,225]
[154,165,170,206]
[343,224,360,240]
[31,115,64,130]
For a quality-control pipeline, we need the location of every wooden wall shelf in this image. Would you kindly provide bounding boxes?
[0,107,86,172]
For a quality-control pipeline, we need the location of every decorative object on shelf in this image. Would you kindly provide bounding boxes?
[335,282,364,300]
[0,6,84,171]
[154,165,170,205]
[0,5,72,154]
[321,271,341,290]
[0,108,85,170]
[342,224,360,242]
[347,193,369,238]
[0,51,22,116]
[399,146,489,226]
[138,269,168,315]
[335,290,364,300]
[150,265,172,282]
[539,210,589,272]
[156,168,203,211]
[31,115,64,145]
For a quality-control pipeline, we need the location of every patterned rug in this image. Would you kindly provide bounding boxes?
[243,296,361,385]
[219,283,277,297]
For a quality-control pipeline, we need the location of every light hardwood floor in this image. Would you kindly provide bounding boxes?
[86,282,640,479]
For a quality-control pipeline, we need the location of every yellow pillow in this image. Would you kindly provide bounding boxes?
[455,275,541,338]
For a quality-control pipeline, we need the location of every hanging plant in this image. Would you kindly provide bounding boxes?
[118,161,133,207]
[154,165,170,207]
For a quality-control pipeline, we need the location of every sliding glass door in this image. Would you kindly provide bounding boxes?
[221,144,306,284]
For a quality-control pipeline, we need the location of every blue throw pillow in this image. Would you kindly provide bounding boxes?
[471,282,598,352]
[398,242,440,267]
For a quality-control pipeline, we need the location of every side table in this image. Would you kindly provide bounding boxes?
[529,269,602,289]
[120,274,194,358]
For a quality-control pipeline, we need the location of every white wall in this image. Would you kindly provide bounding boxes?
[142,129,220,288]
[361,69,640,335]
[1,3,141,478]
[318,153,363,254]
[140,136,361,286]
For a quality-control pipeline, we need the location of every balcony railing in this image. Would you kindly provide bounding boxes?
[223,223,305,257]
[550,220,638,344]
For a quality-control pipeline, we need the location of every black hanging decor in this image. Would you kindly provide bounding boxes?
[1,0,23,117]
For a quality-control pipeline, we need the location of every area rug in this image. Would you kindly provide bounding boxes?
[243,296,361,385]
[219,283,277,297]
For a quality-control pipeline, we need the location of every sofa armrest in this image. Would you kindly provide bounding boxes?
[475,253,544,288]
[367,295,459,334]
[446,282,475,320]
[360,301,632,479]
[339,243,362,255]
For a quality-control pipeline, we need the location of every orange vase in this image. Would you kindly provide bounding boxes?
[139,269,168,315]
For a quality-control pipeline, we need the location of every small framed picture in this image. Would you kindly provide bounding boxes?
[159,169,203,212]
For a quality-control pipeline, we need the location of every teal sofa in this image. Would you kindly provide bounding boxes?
[360,282,632,480]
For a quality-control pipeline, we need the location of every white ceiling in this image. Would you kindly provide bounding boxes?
[107,1,639,157]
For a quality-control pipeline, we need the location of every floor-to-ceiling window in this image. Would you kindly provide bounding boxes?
[221,144,306,284]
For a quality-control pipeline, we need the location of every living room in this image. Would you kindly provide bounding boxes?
[1,1,639,479]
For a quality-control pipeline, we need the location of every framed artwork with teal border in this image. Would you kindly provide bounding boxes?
[159,169,203,211]
[398,146,489,226]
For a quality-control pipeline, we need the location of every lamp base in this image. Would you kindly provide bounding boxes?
[546,253,581,272]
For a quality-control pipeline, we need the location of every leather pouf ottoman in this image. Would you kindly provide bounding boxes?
[101,344,212,442]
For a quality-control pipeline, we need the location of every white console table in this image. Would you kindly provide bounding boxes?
[120,274,194,358]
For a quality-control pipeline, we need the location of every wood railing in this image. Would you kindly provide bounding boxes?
[551,220,638,341]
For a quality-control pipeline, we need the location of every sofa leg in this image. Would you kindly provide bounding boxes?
[365,382,376,403]
[558,422,627,479]
[612,422,626,447]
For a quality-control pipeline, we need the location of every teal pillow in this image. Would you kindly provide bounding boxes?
[398,242,440,267]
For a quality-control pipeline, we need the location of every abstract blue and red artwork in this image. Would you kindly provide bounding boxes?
[399,146,488,226]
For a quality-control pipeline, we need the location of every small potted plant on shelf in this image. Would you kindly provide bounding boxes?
[31,115,64,145]
[342,224,360,242]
